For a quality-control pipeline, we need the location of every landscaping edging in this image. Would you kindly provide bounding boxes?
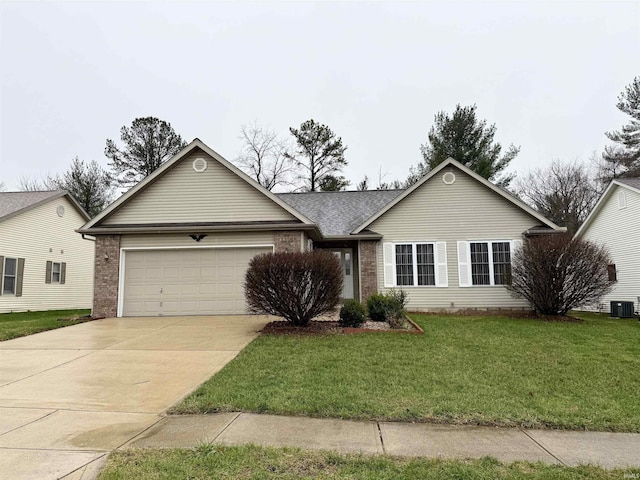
[343,317,424,335]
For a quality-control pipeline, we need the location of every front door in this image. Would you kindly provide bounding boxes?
[332,249,354,299]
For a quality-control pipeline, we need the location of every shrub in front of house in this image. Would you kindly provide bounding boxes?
[366,289,408,324]
[244,250,343,326]
[507,234,613,316]
[339,299,366,327]
[366,293,389,321]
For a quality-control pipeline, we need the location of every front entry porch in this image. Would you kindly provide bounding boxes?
[314,241,360,300]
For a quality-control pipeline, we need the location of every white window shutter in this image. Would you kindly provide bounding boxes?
[435,242,448,287]
[383,242,395,288]
[457,241,471,287]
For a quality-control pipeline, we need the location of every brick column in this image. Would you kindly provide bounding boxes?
[93,235,121,318]
[274,231,304,253]
[359,240,378,301]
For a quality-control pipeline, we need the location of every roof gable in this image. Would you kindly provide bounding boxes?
[353,158,563,233]
[575,178,640,238]
[0,191,89,223]
[83,139,313,230]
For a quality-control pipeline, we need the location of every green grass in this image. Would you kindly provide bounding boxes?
[0,309,91,341]
[98,445,638,479]
[174,312,640,432]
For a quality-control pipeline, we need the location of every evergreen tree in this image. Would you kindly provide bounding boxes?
[285,119,347,192]
[50,158,115,218]
[602,77,640,179]
[412,104,519,187]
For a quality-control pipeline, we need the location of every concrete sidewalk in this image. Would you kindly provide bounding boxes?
[124,412,640,470]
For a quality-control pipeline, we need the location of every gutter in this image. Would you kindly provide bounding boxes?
[77,223,322,236]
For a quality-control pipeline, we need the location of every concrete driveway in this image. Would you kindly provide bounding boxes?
[0,315,269,479]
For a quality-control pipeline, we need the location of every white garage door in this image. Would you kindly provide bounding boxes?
[122,247,271,316]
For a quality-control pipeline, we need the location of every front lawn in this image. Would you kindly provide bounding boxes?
[175,312,640,432]
[0,309,91,341]
[98,445,636,479]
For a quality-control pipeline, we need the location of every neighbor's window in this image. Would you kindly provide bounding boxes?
[46,261,66,285]
[607,264,617,282]
[51,262,61,283]
[470,241,511,286]
[395,243,436,286]
[3,257,17,295]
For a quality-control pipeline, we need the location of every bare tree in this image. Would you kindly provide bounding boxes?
[17,175,55,191]
[356,176,369,191]
[515,159,599,234]
[507,234,613,316]
[0,181,6,192]
[236,123,292,191]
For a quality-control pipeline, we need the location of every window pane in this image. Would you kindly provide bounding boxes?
[395,244,414,286]
[51,262,61,283]
[4,258,16,276]
[470,242,490,285]
[3,275,15,295]
[492,242,511,285]
[416,243,435,286]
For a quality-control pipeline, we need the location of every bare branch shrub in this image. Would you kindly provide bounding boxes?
[507,234,613,316]
[244,250,342,326]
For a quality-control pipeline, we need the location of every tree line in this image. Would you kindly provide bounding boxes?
[11,76,639,231]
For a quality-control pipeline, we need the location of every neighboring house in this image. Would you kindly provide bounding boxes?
[0,191,94,314]
[574,178,640,314]
[78,139,564,318]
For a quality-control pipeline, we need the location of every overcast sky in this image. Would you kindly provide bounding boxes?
[1,1,638,191]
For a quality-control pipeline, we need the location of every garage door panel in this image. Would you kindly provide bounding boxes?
[197,283,215,295]
[122,247,271,316]
[144,267,163,280]
[181,266,200,280]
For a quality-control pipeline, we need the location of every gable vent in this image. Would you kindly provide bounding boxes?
[192,158,208,173]
[618,191,627,209]
[442,172,456,185]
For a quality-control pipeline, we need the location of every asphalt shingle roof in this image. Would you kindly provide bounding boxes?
[277,190,405,236]
[0,191,64,221]
[617,177,640,190]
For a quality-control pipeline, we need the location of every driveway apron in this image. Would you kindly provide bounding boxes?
[0,315,268,479]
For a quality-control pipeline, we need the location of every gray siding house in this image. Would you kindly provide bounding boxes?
[575,178,640,314]
[78,139,563,318]
[0,191,94,313]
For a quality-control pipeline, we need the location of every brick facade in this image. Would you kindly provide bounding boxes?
[274,231,304,253]
[359,240,378,301]
[93,235,121,318]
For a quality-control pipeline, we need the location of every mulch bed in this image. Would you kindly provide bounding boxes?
[262,321,342,335]
[261,318,424,336]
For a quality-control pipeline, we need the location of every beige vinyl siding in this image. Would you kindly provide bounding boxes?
[579,185,640,313]
[120,232,275,249]
[0,198,94,313]
[103,149,297,225]
[369,165,541,311]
